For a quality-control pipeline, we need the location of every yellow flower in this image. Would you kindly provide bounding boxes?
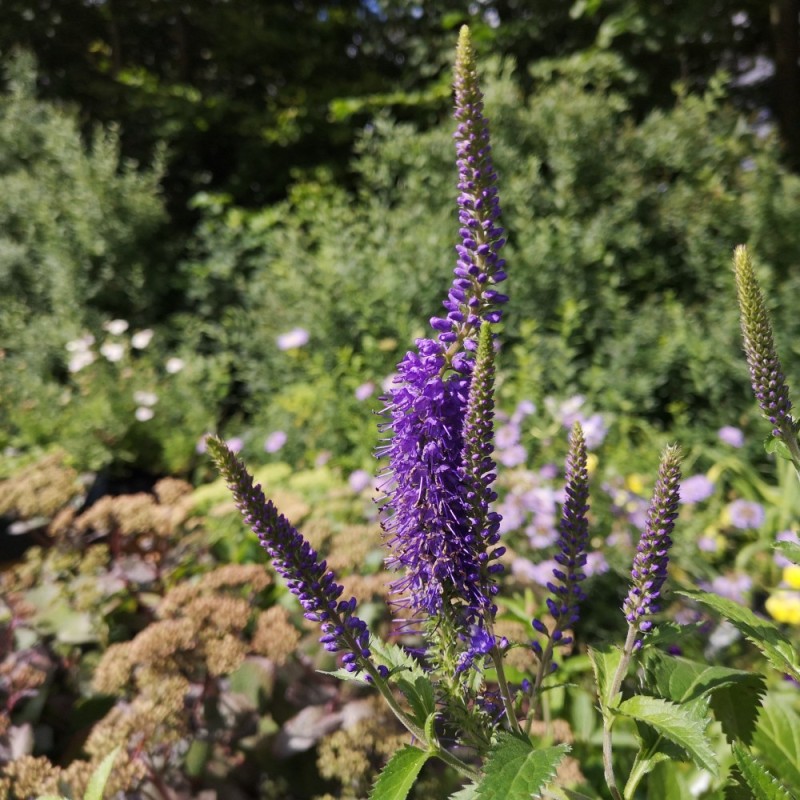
[625,474,645,495]
[765,591,800,625]
[586,453,599,476]
[783,564,800,590]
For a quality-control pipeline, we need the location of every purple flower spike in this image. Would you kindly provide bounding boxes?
[378,327,502,622]
[433,26,507,366]
[533,423,590,643]
[734,245,795,442]
[623,445,682,640]
[377,29,509,624]
[207,437,373,675]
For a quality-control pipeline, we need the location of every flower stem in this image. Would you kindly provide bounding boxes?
[602,625,637,800]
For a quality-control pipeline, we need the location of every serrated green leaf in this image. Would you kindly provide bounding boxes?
[84,746,120,800]
[709,682,765,745]
[646,651,765,704]
[751,700,800,791]
[476,734,569,800]
[774,540,800,565]
[317,667,371,684]
[368,745,430,800]
[449,782,480,800]
[394,674,436,727]
[677,590,800,682]
[732,743,794,800]
[588,646,623,709]
[369,636,427,679]
[617,695,718,776]
[645,651,766,743]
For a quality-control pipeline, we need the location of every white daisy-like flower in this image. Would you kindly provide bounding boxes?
[131,329,154,349]
[133,390,158,407]
[68,350,96,373]
[135,406,155,422]
[100,342,125,363]
[165,357,185,374]
[102,319,129,335]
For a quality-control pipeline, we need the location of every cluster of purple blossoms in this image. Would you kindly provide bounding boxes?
[532,424,590,656]
[207,437,384,678]
[734,245,795,441]
[622,446,682,644]
[378,27,507,626]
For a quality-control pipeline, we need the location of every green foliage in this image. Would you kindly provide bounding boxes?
[616,695,718,776]
[731,743,794,800]
[475,736,569,800]
[751,701,800,792]
[677,590,800,682]
[369,746,431,800]
[177,53,800,469]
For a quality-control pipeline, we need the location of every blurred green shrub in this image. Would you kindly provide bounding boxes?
[178,52,800,466]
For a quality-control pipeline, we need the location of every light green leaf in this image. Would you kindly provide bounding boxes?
[84,746,121,800]
[317,667,371,684]
[677,590,800,682]
[732,743,794,800]
[449,782,480,800]
[617,695,718,776]
[588,646,623,709]
[369,636,427,679]
[644,758,692,800]
[476,734,569,800]
[751,700,800,791]
[368,746,430,800]
[773,540,800,565]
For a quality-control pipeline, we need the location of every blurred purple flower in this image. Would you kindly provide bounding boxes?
[354,381,375,401]
[348,469,372,493]
[264,431,287,453]
[580,413,608,450]
[718,426,745,448]
[727,499,765,529]
[196,434,212,454]
[495,423,520,450]
[679,474,715,504]
[584,551,609,577]
[511,557,559,587]
[498,443,527,467]
[511,399,535,424]
[277,328,310,350]
[226,437,244,454]
[698,535,720,553]
[525,523,559,549]
[539,463,559,480]
[706,573,752,604]
[775,530,800,567]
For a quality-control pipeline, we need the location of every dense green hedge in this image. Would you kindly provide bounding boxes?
[3,51,800,473]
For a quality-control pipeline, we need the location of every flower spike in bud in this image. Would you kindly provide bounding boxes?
[207,436,374,675]
[623,445,682,643]
[734,245,796,447]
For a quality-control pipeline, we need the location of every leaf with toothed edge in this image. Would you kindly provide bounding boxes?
[732,743,794,800]
[369,745,431,800]
[476,734,569,800]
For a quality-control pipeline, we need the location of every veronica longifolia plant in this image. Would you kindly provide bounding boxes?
[210,28,800,800]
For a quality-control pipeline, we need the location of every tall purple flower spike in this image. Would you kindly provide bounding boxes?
[623,445,682,645]
[207,437,383,677]
[432,25,508,364]
[378,27,507,622]
[532,423,590,653]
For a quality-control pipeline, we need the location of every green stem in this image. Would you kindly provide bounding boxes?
[602,625,637,800]
[490,644,522,736]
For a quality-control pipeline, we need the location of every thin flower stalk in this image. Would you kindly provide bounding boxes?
[603,445,682,800]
